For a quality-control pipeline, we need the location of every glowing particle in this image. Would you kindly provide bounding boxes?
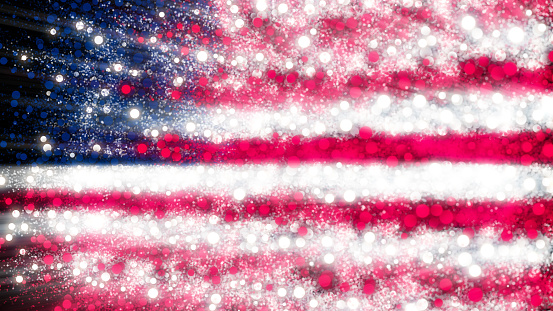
[278,3,288,13]
[211,294,222,304]
[101,272,110,281]
[343,190,356,202]
[94,36,104,45]
[469,265,482,277]
[207,232,220,244]
[457,235,470,247]
[298,36,311,49]
[197,51,208,62]
[508,27,524,44]
[364,232,375,244]
[340,119,353,132]
[413,94,427,108]
[256,0,267,11]
[321,236,333,247]
[186,122,196,132]
[293,286,306,298]
[233,188,246,200]
[129,108,140,119]
[458,252,472,267]
[319,52,331,63]
[461,16,476,30]
[324,253,335,264]
[148,288,158,299]
[279,236,291,249]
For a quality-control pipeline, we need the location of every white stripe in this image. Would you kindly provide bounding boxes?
[2,163,553,200]
[143,93,553,140]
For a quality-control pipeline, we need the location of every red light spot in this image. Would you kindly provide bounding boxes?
[253,18,263,28]
[416,204,430,218]
[531,294,542,307]
[439,278,452,291]
[464,63,475,75]
[368,51,379,63]
[468,287,483,302]
[44,255,54,265]
[191,25,200,33]
[181,46,189,55]
[318,272,333,288]
[359,126,372,139]
[503,62,517,76]
[172,90,181,100]
[62,253,72,262]
[121,85,131,94]
[404,214,417,227]
[137,144,147,153]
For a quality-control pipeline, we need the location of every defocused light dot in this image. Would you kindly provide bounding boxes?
[207,232,220,244]
[413,94,427,108]
[43,144,52,152]
[277,288,287,297]
[255,53,264,61]
[471,28,483,40]
[461,16,476,30]
[480,243,495,258]
[76,21,84,30]
[233,188,246,200]
[197,51,208,62]
[324,253,335,264]
[343,190,356,202]
[298,36,311,49]
[340,119,353,132]
[324,194,335,203]
[55,75,64,82]
[15,276,23,283]
[310,299,319,308]
[235,19,245,28]
[385,245,397,256]
[348,298,360,309]
[416,298,428,310]
[364,232,375,244]
[469,265,482,277]
[256,0,267,11]
[508,27,524,44]
[101,272,110,281]
[321,236,333,247]
[94,36,104,45]
[319,52,331,63]
[278,3,288,13]
[148,288,158,298]
[129,108,140,119]
[279,236,291,249]
[186,122,196,132]
[492,93,503,104]
[458,252,472,267]
[524,178,536,191]
[211,294,222,304]
[293,286,305,298]
[457,235,470,247]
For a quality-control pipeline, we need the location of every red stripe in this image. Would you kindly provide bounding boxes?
[4,192,552,238]
[144,131,553,165]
